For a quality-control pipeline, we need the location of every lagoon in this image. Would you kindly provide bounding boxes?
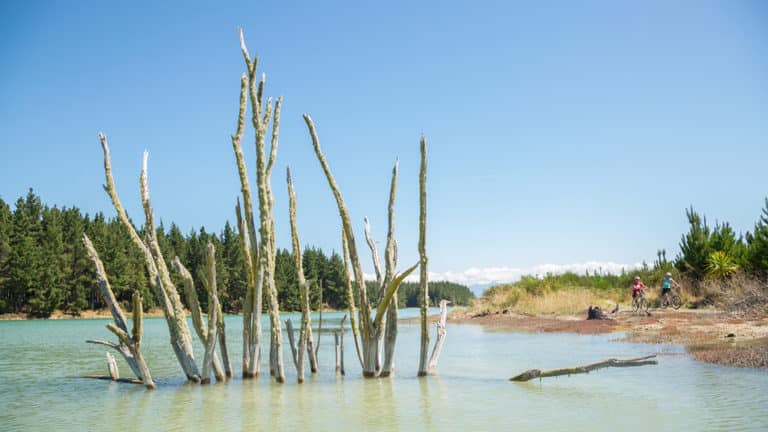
[1,310,766,431]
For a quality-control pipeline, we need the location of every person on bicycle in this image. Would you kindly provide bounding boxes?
[631,276,645,300]
[661,272,680,302]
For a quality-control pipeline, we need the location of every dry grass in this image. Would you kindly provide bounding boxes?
[470,287,625,316]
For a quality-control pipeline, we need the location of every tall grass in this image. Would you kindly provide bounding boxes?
[471,268,688,316]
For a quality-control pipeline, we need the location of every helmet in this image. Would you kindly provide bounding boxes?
[634,276,640,281]
[666,272,672,277]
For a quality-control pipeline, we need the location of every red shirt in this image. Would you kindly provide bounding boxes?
[632,281,645,293]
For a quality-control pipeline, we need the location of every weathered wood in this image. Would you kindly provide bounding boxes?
[311,281,322,372]
[286,167,317,382]
[417,135,430,377]
[171,257,225,382]
[509,355,658,382]
[380,161,399,377]
[339,314,347,375]
[83,234,156,389]
[106,352,119,380]
[200,244,221,384]
[334,332,341,374]
[285,318,300,372]
[239,30,285,383]
[217,303,233,378]
[232,70,262,378]
[77,376,144,385]
[305,115,418,378]
[427,300,449,372]
[341,229,364,367]
[98,135,200,382]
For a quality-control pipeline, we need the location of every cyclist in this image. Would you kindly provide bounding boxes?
[661,272,680,303]
[631,276,645,301]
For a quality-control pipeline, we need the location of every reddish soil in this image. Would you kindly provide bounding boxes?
[446,307,768,369]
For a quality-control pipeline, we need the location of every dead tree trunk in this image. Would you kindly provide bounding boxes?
[305,115,418,378]
[235,30,285,383]
[379,161,399,377]
[217,303,233,378]
[82,233,155,389]
[286,167,318,382]
[510,355,658,382]
[172,253,225,383]
[417,136,431,377]
[427,299,449,373]
[337,314,347,375]
[98,135,200,382]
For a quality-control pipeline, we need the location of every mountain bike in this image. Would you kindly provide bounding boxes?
[660,287,682,310]
[632,290,649,314]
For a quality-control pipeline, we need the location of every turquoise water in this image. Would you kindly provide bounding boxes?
[1,310,766,431]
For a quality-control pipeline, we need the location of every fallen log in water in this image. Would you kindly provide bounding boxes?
[509,355,658,382]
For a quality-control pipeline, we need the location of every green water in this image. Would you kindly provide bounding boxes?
[1,310,766,431]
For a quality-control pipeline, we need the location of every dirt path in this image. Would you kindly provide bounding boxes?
[447,307,768,369]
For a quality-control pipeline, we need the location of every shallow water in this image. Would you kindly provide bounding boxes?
[1,310,766,431]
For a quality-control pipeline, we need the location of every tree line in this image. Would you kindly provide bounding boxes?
[0,189,473,317]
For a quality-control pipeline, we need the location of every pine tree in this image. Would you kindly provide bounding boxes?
[0,198,12,313]
[675,207,712,281]
[746,198,768,277]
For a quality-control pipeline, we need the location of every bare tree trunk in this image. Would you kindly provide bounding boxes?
[106,352,119,380]
[334,332,341,374]
[198,244,221,383]
[98,135,200,382]
[285,318,300,371]
[309,281,321,373]
[417,135,431,377]
[83,234,156,389]
[286,167,317,382]
[341,230,364,368]
[232,68,262,378]
[217,303,233,378]
[238,29,285,383]
[427,300,449,373]
[510,355,658,382]
[171,256,225,382]
[380,161,399,377]
[338,315,347,375]
[305,115,417,378]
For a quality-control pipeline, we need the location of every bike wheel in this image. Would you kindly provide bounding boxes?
[632,298,639,313]
[641,298,649,313]
[671,295,682,310]
[660,298,669,309]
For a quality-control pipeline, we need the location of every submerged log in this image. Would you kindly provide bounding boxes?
[509,355,658,382]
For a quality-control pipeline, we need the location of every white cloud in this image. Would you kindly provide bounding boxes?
[420,261,643,287]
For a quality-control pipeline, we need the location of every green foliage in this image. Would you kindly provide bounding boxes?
[706,251,739,279]
[4,190,464,314]
[746,198,768,277]
[397,280,474,307]
[676,207,712,281]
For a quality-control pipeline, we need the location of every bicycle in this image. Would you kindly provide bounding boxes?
[660,287,682,310]
[632,289,650,314]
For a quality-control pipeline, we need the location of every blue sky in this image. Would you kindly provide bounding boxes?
[1,0,766,286]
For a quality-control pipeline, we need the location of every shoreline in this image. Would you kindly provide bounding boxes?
[444,307,768,369]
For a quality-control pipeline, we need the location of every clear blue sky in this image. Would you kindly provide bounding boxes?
[1,0,766,286]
